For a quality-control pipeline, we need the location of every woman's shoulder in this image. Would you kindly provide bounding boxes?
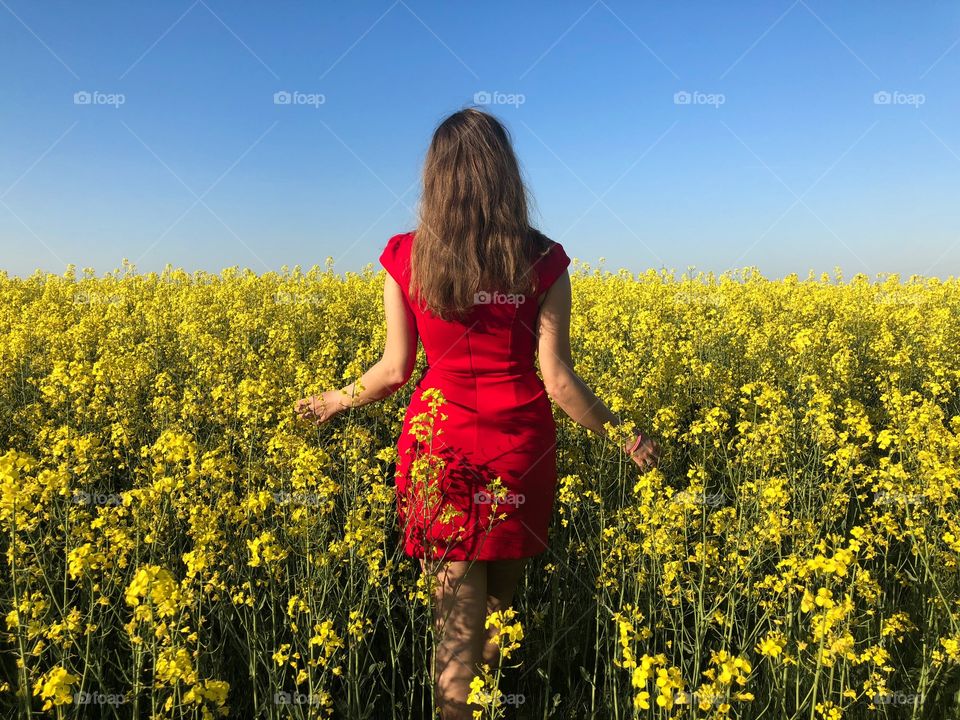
[528,229,570,291]
[379,231,416,286]
[382,231,416,262]
[386,230,415,251]
[528,228,564,255]
[529,230,568,266]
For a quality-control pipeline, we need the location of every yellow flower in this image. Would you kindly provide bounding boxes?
[155,647,197,684]
[33,665,79,711]
[485,608,524,660]
[633,689,651,710]
[247,530,287,567]
[757,632,786,658]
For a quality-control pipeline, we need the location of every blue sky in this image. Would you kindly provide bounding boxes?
[2,1,958,280]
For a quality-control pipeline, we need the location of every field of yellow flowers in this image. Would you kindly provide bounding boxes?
[1,259,959,719]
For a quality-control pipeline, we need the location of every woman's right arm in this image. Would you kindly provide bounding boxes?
[536,270,661,469]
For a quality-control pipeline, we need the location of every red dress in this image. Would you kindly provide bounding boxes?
[379,231,571,561]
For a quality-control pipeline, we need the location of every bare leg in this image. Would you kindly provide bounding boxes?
[482,557,527,669]
[421,559,488,720]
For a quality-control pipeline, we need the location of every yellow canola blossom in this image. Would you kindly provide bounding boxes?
[1,264,958,718]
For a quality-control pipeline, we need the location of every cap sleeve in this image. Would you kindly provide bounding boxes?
[379,233,411,289]
[535,240,571,295]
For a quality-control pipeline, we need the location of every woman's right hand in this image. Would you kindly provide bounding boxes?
[623,431,661,470]
[294,390,347,426]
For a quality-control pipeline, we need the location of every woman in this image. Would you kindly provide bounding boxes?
[296,108,661,719]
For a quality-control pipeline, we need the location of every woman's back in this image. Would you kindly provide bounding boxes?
[379,229,571,560]
[380,230,570,381]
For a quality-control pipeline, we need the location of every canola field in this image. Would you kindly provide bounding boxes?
[1,261,959,719]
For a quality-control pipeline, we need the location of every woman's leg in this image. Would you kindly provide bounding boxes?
[482,558,527,669]
[422,559,488,720]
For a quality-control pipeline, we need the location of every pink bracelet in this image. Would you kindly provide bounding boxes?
[627,432,644,455]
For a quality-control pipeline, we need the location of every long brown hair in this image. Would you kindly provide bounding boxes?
[410,107,552,320]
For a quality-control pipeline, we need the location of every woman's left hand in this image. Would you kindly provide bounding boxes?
[295,391,347,425]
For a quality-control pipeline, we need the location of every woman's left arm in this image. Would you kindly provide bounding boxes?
[295,274,418,424]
